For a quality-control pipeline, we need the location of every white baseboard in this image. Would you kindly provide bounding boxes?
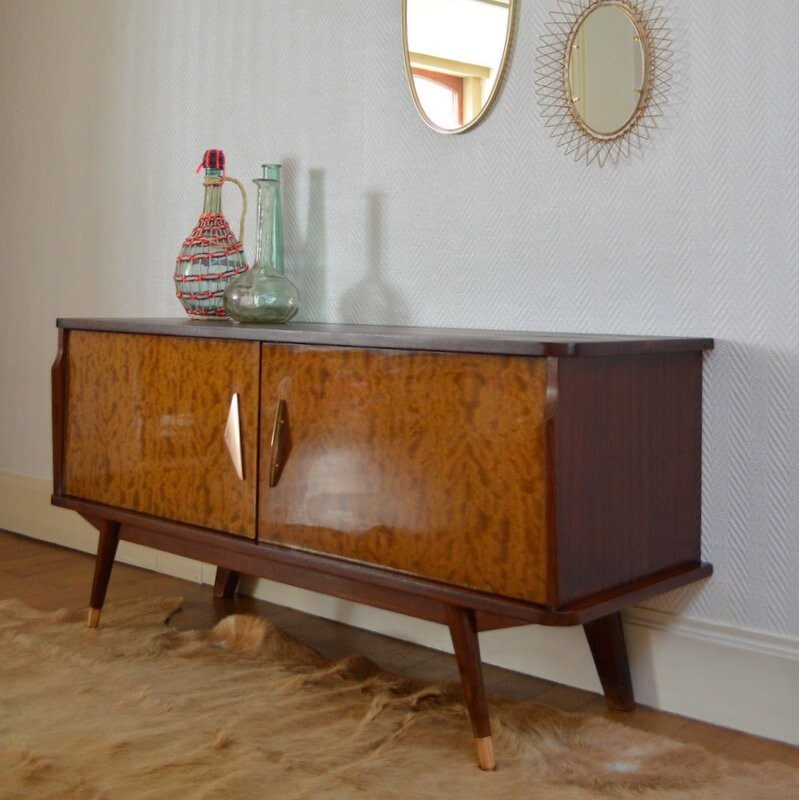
[2,470,797,745]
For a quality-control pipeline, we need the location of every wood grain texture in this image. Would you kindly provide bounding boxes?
[445,606,492,739]
[86,517,119,626]
[445,604,496,770]
[63,331,260,537]
[56,318,714,357]
[213,567,240,599]
[583,612,635,711]
[53,495,712,627]
[553,352,705,605]
[51,327,67,497]
[258,345,550,603]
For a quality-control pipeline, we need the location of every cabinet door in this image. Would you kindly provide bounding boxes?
[259,345,550,603]
[63,331,259,537]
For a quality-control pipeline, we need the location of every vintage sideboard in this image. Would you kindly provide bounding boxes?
[51,318,713,770]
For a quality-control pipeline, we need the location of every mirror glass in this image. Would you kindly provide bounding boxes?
[403,0,513,133]
[568,3,646,136]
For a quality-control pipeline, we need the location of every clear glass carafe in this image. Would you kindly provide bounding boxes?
[174,150,248,318]
[223,164,299,324]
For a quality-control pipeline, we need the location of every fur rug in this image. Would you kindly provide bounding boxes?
[0,597,794,799]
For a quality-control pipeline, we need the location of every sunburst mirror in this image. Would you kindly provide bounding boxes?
[536,0,671,166]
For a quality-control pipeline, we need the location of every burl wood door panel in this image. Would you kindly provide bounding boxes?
[64,331,259,537]
[259,345,549,603]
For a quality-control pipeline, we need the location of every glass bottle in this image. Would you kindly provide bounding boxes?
[174,150,248,318]
[223,164,299,324]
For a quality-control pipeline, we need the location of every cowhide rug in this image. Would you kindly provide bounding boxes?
[0,597,794,799]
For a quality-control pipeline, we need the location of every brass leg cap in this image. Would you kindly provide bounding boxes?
[87,608,101,628]
[475,736,496,771]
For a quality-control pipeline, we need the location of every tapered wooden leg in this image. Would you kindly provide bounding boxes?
[445,604,496,771]
[583,612,635,711]
[86,520,120,629]
[213,567,241,599]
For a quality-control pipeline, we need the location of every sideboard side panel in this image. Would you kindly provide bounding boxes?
[554,352,704,605]
[51,327,68,497]
[63,331,260,537]
[258,345,550,604]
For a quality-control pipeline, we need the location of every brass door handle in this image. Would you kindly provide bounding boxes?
[224,393,244,481]
[269,399,289,487]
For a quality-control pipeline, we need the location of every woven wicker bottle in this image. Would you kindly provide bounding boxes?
[174,150,248,318]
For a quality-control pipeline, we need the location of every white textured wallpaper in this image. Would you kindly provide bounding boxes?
[0,0,796,636]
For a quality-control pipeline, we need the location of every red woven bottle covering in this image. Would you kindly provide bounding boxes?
[196,149,226,181]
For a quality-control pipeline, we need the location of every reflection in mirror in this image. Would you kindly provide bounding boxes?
[536,0,671,166]
[403,0,514,133]
[568,4,646,136]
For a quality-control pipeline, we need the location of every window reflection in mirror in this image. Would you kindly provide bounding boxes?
[404,0,513,133]
[413,68,464,129]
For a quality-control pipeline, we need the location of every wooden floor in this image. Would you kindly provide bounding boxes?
[1,529,796,770]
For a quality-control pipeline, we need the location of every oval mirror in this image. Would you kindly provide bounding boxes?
[567,3,647,137]
[403,0,514,134]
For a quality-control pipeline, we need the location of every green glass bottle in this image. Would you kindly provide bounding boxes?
[223,164,299,324]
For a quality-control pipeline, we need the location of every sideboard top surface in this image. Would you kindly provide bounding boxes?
[56,318,714,357]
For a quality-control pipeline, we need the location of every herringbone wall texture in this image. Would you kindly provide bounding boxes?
[0,0,796,635]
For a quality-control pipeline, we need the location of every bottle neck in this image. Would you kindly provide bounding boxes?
[253,172,284,275]
[202,169,223,214]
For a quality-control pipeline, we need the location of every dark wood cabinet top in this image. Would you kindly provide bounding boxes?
[57,318,713,357]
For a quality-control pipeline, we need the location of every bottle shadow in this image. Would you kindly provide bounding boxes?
[282,160,327,322]
[339,192,411,325]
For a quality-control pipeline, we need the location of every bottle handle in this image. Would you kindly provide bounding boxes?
[223,176,248,244]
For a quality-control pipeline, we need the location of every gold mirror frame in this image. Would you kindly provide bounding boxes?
[402,0,516,135]
[536,0,671,166]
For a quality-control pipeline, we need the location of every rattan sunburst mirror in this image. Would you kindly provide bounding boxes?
[536,0,671,166]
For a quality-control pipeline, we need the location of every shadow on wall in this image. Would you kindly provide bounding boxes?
[339,193,411,325]
[282,161,327,322]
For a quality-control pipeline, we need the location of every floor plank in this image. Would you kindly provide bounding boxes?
[668,719,742,754]
[720,733,800,768]
[1,529,796,770]
[579,696,688,737]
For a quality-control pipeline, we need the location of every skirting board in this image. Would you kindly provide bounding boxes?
[2,470,797,745]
